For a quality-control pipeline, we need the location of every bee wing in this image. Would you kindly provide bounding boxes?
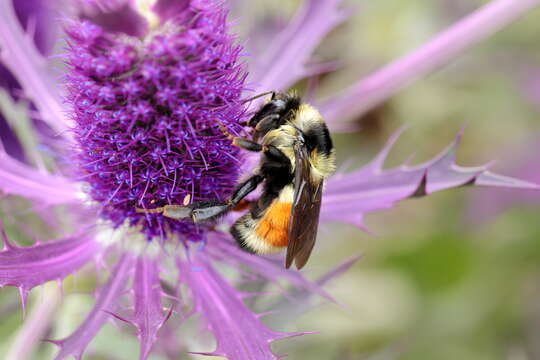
[285,141,323,269]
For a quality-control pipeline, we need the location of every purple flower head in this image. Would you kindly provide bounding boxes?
[64,0,248,240]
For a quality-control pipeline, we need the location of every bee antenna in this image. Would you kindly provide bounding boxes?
[241,91,275,104]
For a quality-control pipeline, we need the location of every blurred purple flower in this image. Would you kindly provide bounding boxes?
[0,0,59,162]
[0,0,539,360]
[318,0,540,125]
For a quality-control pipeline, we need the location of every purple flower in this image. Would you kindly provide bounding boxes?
[64,1,247,240]
[0,1,539,360]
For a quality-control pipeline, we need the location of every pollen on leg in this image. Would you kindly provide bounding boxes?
[162,205,193,220]
[135,206,164,214]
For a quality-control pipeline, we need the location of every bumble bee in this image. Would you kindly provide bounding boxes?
[137,91,335,269]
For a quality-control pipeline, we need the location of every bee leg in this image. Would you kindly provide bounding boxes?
[232,138,263,152]
[190,202,231,222]
[254,114,280,133]
[233,199,252,211]
[263,145,290,163]
[136,204,194,220]
[217,121,264,152]
[230,175,264,204]
[191,175,263,221]
[162,205,194,220]
[242,91,275,104]
[157,175,264,222]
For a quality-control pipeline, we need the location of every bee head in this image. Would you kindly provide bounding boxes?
[247,92,299,136]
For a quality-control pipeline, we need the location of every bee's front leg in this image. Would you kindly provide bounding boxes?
[136,175,264,222]
[217,121,264,152]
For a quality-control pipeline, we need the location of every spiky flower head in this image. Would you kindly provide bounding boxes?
[65,0,247,240]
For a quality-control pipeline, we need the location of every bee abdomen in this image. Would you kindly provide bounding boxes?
[231,200,291,254]
[255,201,291,247]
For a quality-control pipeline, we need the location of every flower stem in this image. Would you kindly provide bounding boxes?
[321,0,540,123]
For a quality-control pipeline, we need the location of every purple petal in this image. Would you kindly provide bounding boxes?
[151,0,189,23]
[0,0,72,139]
[319,0,540,125]
[0,0,60,162]
[207,235,334,301]
[315,255,362,287]
[249,0,348,93]
[13,0,59,55]
[266,255,362,326]
[131,256,169,360]
[51,253,134,360]
[0,147,79,204]
[0,109,26,162]
[77,0,149,37]
[0,60,22,97]
[0,62,26,162]
[322,129,540,228]
[467,136,540,222]
[179,253,308,360]
[0,229,99,307]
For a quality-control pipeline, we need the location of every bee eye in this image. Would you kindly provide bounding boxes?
[273,99,286,110]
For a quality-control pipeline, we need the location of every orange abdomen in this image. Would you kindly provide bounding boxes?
[255,201,292,248]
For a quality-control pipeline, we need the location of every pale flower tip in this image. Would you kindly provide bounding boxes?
[104,310,134,325]
[188,350,226,357]
[369,125,409,172]
[18,286,28,318]
[475,171,540,190]
[314,255,363,297]
[274,330,319,341]
[1,225,18,251]
[256,310,281,319]
[135,0,159,29]
[42,338,65,347]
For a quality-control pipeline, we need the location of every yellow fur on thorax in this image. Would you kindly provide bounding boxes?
[291,104,324,130]
[262,125,297,170]
[261,103,336,181]
[294,104,336,181]
[310,149,336,182]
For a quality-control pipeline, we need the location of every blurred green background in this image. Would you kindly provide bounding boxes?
[2,0,540,359]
